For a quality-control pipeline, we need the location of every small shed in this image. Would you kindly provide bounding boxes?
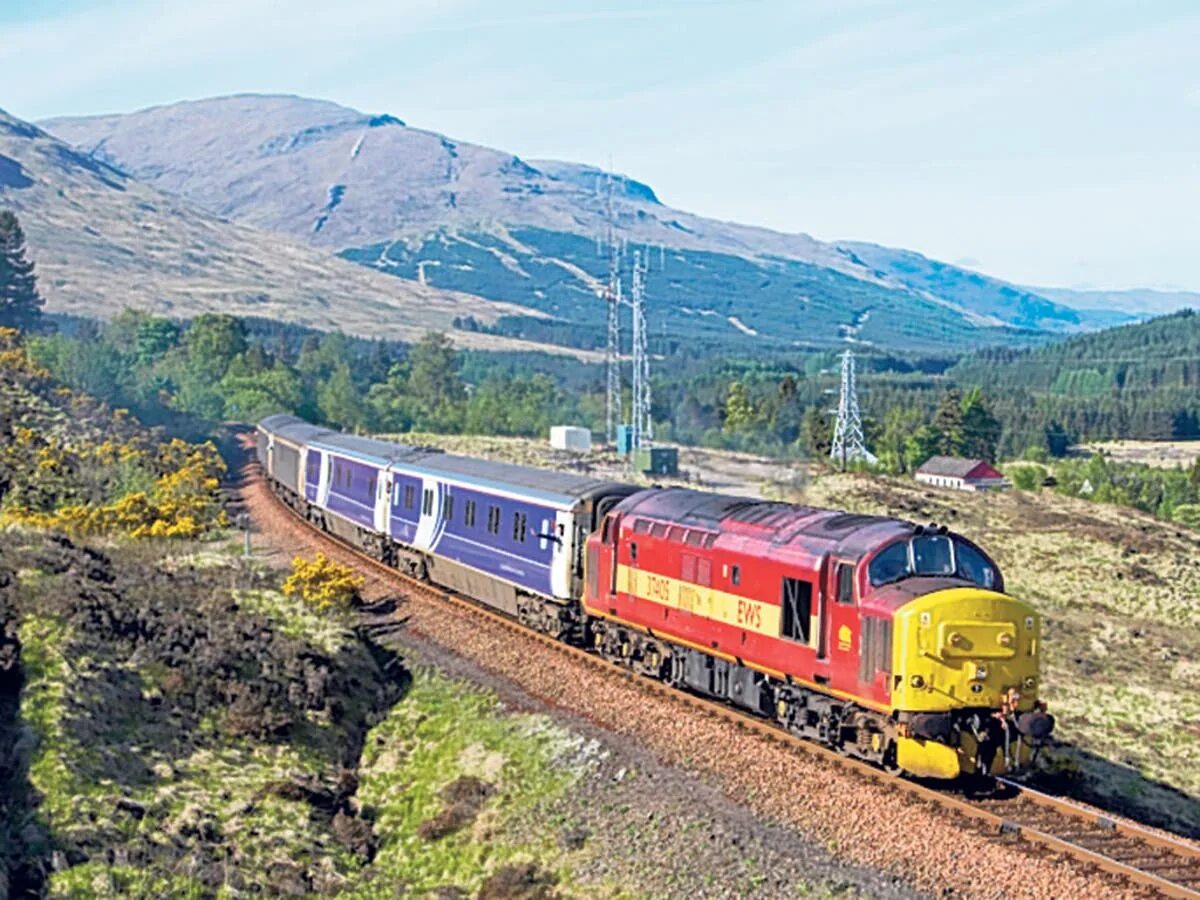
[914,456,1007,492]
[633,446,678,476]
[549,425,592,453]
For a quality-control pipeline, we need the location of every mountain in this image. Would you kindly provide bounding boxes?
[834,242,1130,332]
[0,107,574,355]
[1030,287,1200,319]
[42,94,1082,354]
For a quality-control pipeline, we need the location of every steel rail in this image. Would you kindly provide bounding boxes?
[253,465,1200,898]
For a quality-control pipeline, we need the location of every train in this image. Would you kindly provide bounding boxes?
[256,414,1054,779]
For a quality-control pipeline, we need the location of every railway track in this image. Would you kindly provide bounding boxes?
[255,467,1200,898]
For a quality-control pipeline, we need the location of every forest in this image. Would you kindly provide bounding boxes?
[2,209,1198,469]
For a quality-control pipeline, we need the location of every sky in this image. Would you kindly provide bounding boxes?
[2,0,1198,290]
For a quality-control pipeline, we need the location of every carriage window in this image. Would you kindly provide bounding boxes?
[465,500,476,527]
[955,541,997,589]
[487,505,500,534]
[422,489,433,515]
[513,511,527,542]
[630,542,638,562]
[836,563,855,604]
[781,577,812,643]
[444,493,455,522]
[393,483,401,505]
[731,565,741,586]
[368,477,376,498]
[404,484,415,509]
[912,535,954,576]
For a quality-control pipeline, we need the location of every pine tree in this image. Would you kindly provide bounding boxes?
[0,211,44,328]
[932,388,965,455]
[959,388,1002,461]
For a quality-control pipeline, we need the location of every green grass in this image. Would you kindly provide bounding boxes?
[348,667,589,897]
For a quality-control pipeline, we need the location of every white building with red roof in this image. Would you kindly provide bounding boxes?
[914,456,1008,492]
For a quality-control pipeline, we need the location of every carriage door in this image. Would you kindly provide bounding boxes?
[549,509,574,600]
[374,472,391,536]
[316,452,332,507]
[824,558,860,688]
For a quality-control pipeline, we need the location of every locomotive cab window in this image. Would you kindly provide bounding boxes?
[629,542,638,562]
[781,577,812,643]
[836,563,855,604]
[867,536,998,590]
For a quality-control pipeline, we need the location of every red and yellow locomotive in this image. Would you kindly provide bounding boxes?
[584,488,1053,778]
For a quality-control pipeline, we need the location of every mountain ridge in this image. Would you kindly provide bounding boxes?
[0,104,594,357]
[36,93,1190,353]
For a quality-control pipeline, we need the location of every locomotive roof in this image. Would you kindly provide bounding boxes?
[615,487,915,558]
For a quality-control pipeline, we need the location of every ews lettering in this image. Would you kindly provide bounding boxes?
[736,599,762,630]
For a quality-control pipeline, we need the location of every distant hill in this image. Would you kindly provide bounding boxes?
[950,310,1200,445]
[1031,286,1200,318]
[43,93,1094,354]
[835,242,1128,332]
[0,106,579,355]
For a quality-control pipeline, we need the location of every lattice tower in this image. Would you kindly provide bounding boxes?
[830,349,876,468]
[630,249,652,447]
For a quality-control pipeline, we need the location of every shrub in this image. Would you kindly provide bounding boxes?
[1008,463,1047,492]
[281,554,364,611]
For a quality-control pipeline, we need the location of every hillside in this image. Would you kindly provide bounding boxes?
[837,242,1125,332]
[43,94,1084,353]
[1035,286,1200,318]
[0,107,580,356]
[953,309,1200,390]
[947,310,1200,448]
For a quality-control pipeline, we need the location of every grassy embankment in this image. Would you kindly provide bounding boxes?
[8,535,595,896]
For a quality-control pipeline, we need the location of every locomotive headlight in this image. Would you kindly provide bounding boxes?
[1023,676,1037,690]
[910,674,925,688]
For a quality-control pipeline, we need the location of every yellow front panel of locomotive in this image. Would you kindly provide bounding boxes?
[892,587,1041,714]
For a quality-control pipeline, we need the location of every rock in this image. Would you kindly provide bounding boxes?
[331,810,375,862]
